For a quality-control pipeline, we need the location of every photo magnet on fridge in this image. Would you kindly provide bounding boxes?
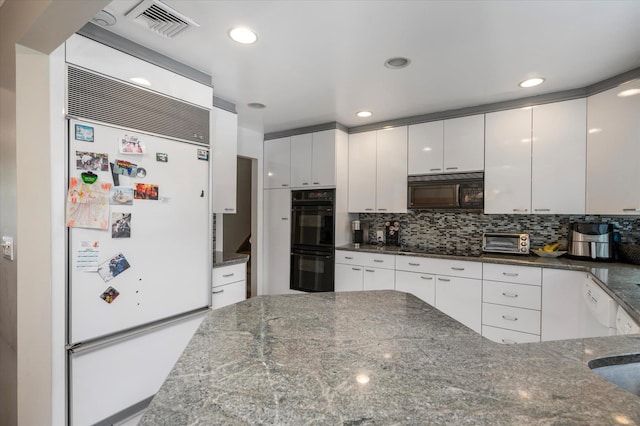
[197,149,209,161]
[119,134,145,154]
[111,212,131,239]
[112,159,138,177]
[76,151,109,172]
[97,252,131,282]
[134,183,159,200]
[75,124,94,142]
[109,187,134,205]
[100,286,120,304]
[156,152,168,162]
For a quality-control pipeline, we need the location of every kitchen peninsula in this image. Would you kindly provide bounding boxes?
[140,291,640,425]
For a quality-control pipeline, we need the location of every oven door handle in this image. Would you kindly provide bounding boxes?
[292,251,333,259]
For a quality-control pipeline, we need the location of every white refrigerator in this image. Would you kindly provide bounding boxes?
[66,118,211,425]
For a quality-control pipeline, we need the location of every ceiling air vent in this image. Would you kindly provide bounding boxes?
[125,0,199,39]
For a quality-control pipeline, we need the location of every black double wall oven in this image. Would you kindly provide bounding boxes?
[290,189,335,292]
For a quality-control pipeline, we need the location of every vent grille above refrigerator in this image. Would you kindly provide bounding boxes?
[67,65,209,144]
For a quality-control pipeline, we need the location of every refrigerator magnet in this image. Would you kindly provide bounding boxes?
[136,167,147,178]
[97,252,131,282]
[197,149,209,161]
[111,212,131,239]
[134,183,159,200]
[100,286,120,304]
[113,159,138,177]
[109,187,134,205]
[74,124,94,142]
[156,153,168,162]
[76,151,109,172]
[119,134,145,154]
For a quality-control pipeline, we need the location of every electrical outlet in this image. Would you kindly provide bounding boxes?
[376,230,384,242]
[2,236,14,261]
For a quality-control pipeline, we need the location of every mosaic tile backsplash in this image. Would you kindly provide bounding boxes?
[359,212,640,256]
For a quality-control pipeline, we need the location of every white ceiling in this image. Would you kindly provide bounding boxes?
[99,0,640,134]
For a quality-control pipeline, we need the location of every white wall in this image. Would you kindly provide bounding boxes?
[0,1,108,425]
[237,126,264,297]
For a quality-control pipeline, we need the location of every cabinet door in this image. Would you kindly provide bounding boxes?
[211,107,238,213]
[335,263,363,292]
[586,79,640,214]
[532,99,586,214]
[435,276,482,334]
[212,280,246,309]
[363,267,395,290]
[290,133,313,188]
[311,130,336,186]
[485,108,532,214]
[348,131,377,212]
[264,137,291,189]
[541,269,583,342]
[376,126,408,213]
[408,121,443,175]
[395,270,435,306]
[443,114,484,173]
[263,189,291,294]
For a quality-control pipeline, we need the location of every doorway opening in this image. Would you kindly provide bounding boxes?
[222,156,256,298]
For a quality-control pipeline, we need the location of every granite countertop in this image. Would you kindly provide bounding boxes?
[337,244,640,323]
[140,291,640,425]
[213,251,249,268]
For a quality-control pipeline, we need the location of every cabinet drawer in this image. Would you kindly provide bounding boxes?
[335,250,365,266]
[363,267,395,290]
[213,263,246,288]
[212,280,246,309]
[482,303,540,335]
[482,325,540,344]
[431,258,482,279]
[395,270,435,306]
[483,263,541,286]
[359,252,395,270]
[395,255,437,274]
[483,280,541,310]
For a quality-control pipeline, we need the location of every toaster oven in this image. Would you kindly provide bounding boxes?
[483,233,530,255]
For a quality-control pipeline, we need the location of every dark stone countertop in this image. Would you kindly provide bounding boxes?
[337,244,640,324]
[140,291,640,425]
[213,251,249,268]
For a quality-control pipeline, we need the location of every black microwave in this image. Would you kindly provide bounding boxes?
[408,172,484,210]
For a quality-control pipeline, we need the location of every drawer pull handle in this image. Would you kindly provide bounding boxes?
[437,278,451,282]
[352,267,361,271]
[365,269,375,273]
[623,208,640,212]
[378,208,388,211]
[374,259,384,263]
[345,256,353,259]
[502,272,519,277]
[430,168,442,171]
[281,184,289,187]
[222,273,235,278]
[451,267,464,271]
[501,339,517,345]
[212,289,225,294]
[302,182,309,185]
[313,182,320,185]
[445,167,458,170]
[420,276,433,280]
[408,262,420,266]
[281,218,288,220]
[365,208,374,211]
[502,315,518,321]
[502,292,519,298]
[224,208,234,211]
[534,208,550,212]
[512,208,528,212]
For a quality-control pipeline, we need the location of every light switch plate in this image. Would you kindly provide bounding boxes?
[2,236,14,261]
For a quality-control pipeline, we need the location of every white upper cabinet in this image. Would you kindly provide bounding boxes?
[290,133,313,187]
[311,130,337,187]
[443,115,485,173]
[264,137,291,189]
[586,79,640,215]
[408,121,444,175]
[376,126,408,213]
[531,99,586,214]
[211,107,238,214]
[348,131,377,212]
[485,108,533,214]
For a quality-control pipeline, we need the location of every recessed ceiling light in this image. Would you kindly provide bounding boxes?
[519,78,545,88]
[229,27,258,44]
[356,111,372,118]
[384,57,411,69]
[130,77,151,86]
[248,102,266,109]
[92,10,117,27]
[617,88,640,97]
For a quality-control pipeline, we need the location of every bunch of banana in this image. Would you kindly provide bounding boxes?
[542,242,560,252]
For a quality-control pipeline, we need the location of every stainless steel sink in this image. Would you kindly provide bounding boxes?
[588,353,640,396]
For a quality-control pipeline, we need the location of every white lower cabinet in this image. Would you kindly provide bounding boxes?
[481,263,542,344]
[212,262,246,309]
[335,250,395,292]
[395,270,435,306]
[435,275,482,334]
[263,189,292,295]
